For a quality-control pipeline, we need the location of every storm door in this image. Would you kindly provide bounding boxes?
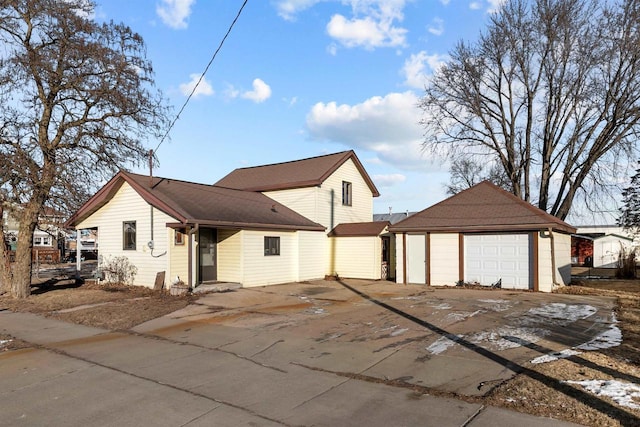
[199,228,217,282]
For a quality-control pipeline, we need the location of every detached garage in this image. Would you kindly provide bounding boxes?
[389,181,576,292]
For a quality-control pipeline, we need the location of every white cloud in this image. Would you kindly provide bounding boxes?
[276,0,324,21]
[179,73,214,97]
[428,17,444,36]
[224,83,240,99]
[402,51,448,89]
[487,0,506,13]
[157,0,195,29]
[469,1,482,10]
[241,78,272,103]
[373,173,406,187]
[440,0,450,4]
[306,91,432,170]
[326,0,408,50]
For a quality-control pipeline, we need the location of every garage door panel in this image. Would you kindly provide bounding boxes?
[465,234,532,290]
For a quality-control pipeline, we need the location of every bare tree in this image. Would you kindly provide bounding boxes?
[421,0,640,220]
[0,0,169,298]
[619,161,640,237]
[445,158,512,195]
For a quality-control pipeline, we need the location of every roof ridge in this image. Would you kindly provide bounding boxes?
[225,150,353,172]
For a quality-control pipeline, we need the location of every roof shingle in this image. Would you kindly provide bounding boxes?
[215,150,380,196]
[388,181,576,234]
[328,221,389,237]
[66,172,325,232]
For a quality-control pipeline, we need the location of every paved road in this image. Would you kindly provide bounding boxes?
[0,280,610,426]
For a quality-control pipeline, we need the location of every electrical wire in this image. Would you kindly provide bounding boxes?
[154,0,249,154]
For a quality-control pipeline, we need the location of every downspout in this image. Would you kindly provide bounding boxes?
[188,224,199,288]
[548,227,561,288]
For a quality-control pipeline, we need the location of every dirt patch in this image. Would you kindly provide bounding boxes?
[483,279,640,427]
[0,279,196,330]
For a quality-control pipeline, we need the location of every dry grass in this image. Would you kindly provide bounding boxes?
[484,279,640,427]
[0,279,195,330]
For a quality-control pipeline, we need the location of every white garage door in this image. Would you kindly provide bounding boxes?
[406,234,426,284]
[464,234,531,289]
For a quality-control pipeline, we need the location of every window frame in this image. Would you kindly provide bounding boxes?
[123,221,137,251]
[174,230,185,246]
[342,181,353,206]
[264,236,280,256]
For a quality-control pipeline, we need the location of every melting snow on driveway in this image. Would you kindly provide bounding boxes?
[564,379,640,410]
[576,313,623,350]
[530,349,582,364]
[525,303,598,324]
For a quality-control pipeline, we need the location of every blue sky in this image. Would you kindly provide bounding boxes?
[95,0,504,214]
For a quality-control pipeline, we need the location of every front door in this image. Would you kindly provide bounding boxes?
[199,228,217,282]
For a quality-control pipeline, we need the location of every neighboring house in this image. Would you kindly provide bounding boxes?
[373,211,416,225]
[2,205,66,262]
[572,225,636,268]
[389,181,576,293]
[66,151,385,288]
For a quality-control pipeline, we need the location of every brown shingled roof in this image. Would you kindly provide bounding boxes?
[388,181,576,234]
[328,221,389,237]
[215,150,380,196]
[66,171,325,232]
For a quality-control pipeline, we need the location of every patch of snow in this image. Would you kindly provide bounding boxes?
[530,349,582,364]
[0,339,11,349]
[428,302,452,310]
[468,327,550,351]
[526,303,597,324]
[391,296,420,300]
[478,299,513,312]
[391,328,409,337]
[307,307,327,315]
[564,379,640,410]
[446,309,483,322]
[576,315,622,350]
[426,335,462,355]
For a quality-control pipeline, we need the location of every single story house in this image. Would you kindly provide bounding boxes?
[572,228,635,268]
[389,181,576,292]
[65,151,388,288]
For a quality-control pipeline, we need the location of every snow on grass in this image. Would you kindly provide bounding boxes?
[530,349,582,364]
[0,339,11,349]
[564,379,640,410]
[427,302,452,310]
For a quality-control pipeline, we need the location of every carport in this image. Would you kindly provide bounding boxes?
[389,181,576,292]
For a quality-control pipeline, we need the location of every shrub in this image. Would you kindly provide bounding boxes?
[99,256,138,285]
[615,247,637,279]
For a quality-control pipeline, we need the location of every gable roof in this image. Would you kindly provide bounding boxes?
[65,171,325,232]
[215,150,380,196]
[389,181,576,234]
[328,221,389,237]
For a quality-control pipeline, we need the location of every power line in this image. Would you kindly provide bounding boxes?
[154,0,249,154]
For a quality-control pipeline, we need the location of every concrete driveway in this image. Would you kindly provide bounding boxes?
[0,279,617,426]
[136,279,618,397]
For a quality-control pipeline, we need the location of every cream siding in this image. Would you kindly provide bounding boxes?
[430,233,460,286]
[331,236,382,280]
[536,231,572,292]
[263,187,320,223]
[298,231,327,281]
[394,233,405,283]
[264,159,373,230]
[76,182,175,288]
[169,229,188,285]
[240,230,298,287]
[216,229,243,283]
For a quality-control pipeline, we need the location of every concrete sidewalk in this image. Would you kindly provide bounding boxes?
[0,311,580,427]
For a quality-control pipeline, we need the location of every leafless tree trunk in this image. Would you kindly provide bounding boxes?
[421,0,640,220]
[0,0,169,298]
